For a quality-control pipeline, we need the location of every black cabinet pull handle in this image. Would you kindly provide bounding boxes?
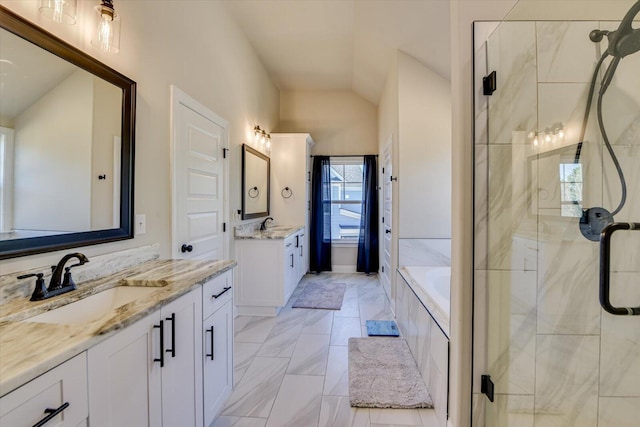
[32,402,69,427]
[600,222,640,315]
[181,244,193,253]
[205,326,214,360]
[290,253,294,268]
[166,313,176,358]
[212,286,231,299]
[153,320,164,367]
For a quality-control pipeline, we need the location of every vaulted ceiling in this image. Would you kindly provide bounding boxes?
[223,0,451,105]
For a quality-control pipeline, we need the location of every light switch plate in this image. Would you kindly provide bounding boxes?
[135,214,146,235]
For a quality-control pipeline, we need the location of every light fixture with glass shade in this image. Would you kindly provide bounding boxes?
[254,125,263,144]
[39,0,77,25]
[91,0,121,53]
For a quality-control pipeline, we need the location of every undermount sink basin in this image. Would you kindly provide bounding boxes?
[23,286,157,325]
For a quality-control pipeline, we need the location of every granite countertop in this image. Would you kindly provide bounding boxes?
[234,225,303,240]
[0,258,236,396]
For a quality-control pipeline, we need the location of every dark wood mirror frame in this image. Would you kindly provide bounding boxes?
[241,144,270,220]
[0,7,136,259]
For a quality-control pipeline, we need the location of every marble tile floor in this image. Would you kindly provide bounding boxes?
[215,273,439,427]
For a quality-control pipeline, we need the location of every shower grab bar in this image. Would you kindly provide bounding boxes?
[599,222,640,315]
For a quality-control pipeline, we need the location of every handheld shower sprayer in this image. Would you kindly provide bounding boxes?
[605,0,640,59]
[578,0,639,241]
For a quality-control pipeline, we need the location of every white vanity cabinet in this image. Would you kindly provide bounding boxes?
[284,235,298,300]
[0,353,88,427]
[294,232,306,283]
[159,287,203,427]
[270,133,314,275]
[202,270,233,426]
[87,287,203,427]
[236,230,304,316]
[87,310,162,426]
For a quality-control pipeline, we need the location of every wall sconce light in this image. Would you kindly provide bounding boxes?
[254,125,271,150]
[39,0,77,25]
[529,123,566,147]
[91,0,121,53]
[254,125,263,144]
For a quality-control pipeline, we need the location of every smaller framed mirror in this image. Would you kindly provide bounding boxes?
[242,144,270,219]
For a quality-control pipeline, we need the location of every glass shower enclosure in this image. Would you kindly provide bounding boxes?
[472,15,639,427]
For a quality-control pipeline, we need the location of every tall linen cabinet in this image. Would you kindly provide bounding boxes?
[270,133,314,275]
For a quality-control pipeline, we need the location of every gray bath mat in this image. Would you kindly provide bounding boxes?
[348,337,433,409]
[292,282,346,310]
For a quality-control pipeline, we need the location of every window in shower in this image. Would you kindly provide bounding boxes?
[559,161,583,217]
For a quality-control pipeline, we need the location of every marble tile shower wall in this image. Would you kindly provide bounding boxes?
[398,239,451,267]
[473,21,640,427]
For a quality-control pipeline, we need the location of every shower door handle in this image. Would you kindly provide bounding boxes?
[599,222,640,315]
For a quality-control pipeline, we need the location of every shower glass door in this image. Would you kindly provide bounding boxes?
[472,19,640,427]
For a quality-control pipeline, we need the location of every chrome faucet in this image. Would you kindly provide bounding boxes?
[17,252,89,301]
[260,217,274,231]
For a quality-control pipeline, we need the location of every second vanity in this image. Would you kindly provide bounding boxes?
[0,257,235,427]
[235,225,306,316]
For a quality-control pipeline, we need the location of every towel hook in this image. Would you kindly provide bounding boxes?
[248,186,259,198]
[281,187,293,199]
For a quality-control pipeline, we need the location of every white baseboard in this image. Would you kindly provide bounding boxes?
[331,265,357,273]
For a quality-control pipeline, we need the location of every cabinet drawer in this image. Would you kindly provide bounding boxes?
[284,234,296,249]
[0,352,88,427]
[203,270,233,318]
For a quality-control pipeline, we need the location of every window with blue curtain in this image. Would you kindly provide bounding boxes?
[309,155,378,274]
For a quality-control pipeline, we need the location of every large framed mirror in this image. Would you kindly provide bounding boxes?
[241,144,270,220]
[0,7,136,259]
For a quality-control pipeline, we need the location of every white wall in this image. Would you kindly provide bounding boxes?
[0,0,279,274]
[377,51,452,309]
[398,52,452,238]
[278,91,378,156]
[14,69,93,232]
[277,90,378,269]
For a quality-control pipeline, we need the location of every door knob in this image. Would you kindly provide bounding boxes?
[385,229,391,234]
[181,244,193,253]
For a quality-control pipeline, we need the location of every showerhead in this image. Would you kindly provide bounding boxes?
[605,0,640,58]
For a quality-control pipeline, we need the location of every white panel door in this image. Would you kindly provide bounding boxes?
[172,87,227,260]
[381,141,393,299]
